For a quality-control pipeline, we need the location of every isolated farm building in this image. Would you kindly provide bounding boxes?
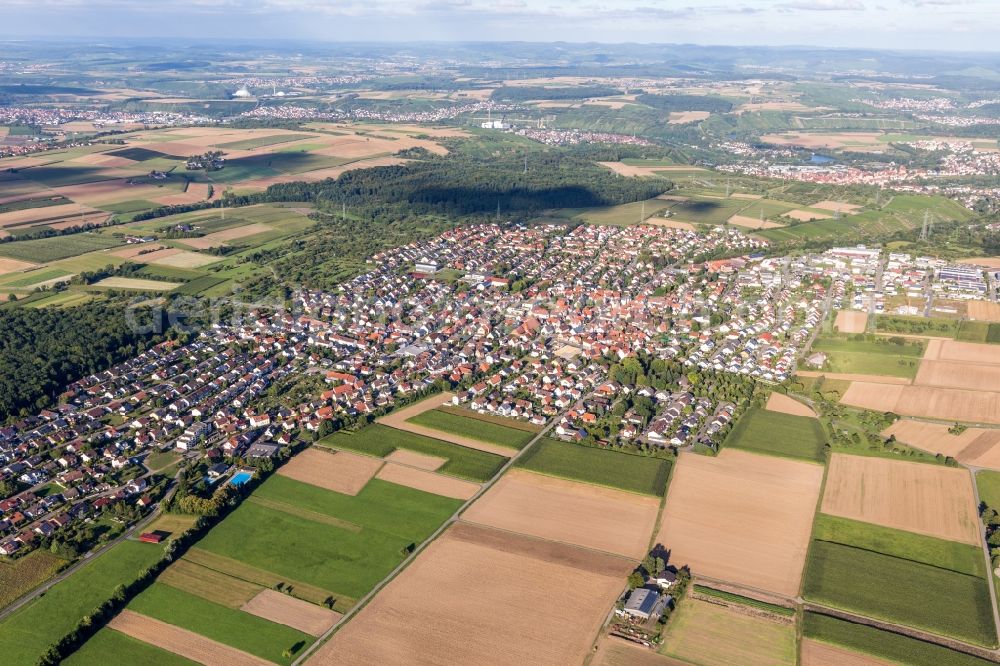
[623,588,667,621]
[139,532,164,544]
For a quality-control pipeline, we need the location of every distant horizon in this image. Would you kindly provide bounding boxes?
[2,0,998,53]
[0,36,996,57]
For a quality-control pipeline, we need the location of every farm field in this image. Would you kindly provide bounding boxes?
[107,610,273,666]
[515,437,671,496]
[406,408,536,449]
[142,512,199,540]
[195,474,461,605]
[803,540,996,645]
[802,613,994,666]
[655,449,823,596]
[308,522,632,665]
[319,424,506,482]
[0,549,67,608]
[821,453,980,544]
[0,540,165,665]
[835,310,868,333]
[812,335,923,378]
[594,637,683,666]
[276,447,382,496]
[841,382,1000,424]
[724,406,826,462]
[377,393,520,456]
[64,627,198,666]
[882,420,1000,471]
[437,405,542,432]
[126,582,314,664]
[240,589,340,636]
[461,468,660,559]
[811,513,986,577]
[800,639,893,666]
[373,462,480,500]
[658,596,796,666]
[764,391,815,417]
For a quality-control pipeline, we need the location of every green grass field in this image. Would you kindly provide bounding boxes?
[516,438,671,496]
[64,628,197,666]
[437,405,542,433]
[812,336,924,378]
[803,540,996,646]
[0,540,165,665]
[196,476,460,602]
[811,513,986,577]
[0,268,73,287]
[803,613,995,666]
[407,409,534,449]
[320,424,506,481]
[0,233,123,263]
[976,470,1000,510]
[724,407,826,462]
[875,315,958,337]
[127,583,312,664]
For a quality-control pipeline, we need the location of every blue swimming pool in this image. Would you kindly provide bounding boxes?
[229,471,253,486]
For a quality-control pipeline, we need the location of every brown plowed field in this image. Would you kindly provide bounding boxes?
[375,462,479,500]
[822,453,980,544]
[461,469,659,559]
[277,448,382,495]
[655,449,823,597]
[842,382,1000,424]
[308,523,631,666]
[108,610,273,666]
[835,310,868,333]
[967,301,1000,322]
[593,637,687,665]
[765,392,816,417]
[384,448,446,470]
[240,589,340,636]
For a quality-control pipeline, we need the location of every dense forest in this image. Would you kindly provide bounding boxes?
[636,94,735,114]
[223,144,670,217]
[0,303,172,421]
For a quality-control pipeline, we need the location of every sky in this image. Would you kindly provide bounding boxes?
[1,0,998,52]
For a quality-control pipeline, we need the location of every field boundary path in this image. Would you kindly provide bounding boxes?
[969,464,1000,647]
[292,410,564,665]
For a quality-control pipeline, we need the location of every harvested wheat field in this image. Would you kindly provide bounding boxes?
[240,589,340,636]
[968,301,1000,322]
[959,257,1000,269]
[813,200,862,213]
[0,203,99,229]
[842,382,1000,423]
[659,596,796,666]
[108,610,272,666]
[0,257,39,274]
[727,215,784,230]
[883,420,1000,471]
[800,639,893,666]
[835,310,868,334]
[147,250,219,269]
[822,453,979,544]
[375,462,479,500]
[765,392,816,417]
[925,338,1000,365]
[378,392,516,456]
[593,637,686,666]
[645,218,696,231]
[915,359,1000,391]
[309,522,631,666]
[93,277,180,291]
[657,449,823,597]
[176,222,274,250]
[463,469,659,559]
[384,448,446,470]
[277,448,382,496]
[786,209,832,222]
